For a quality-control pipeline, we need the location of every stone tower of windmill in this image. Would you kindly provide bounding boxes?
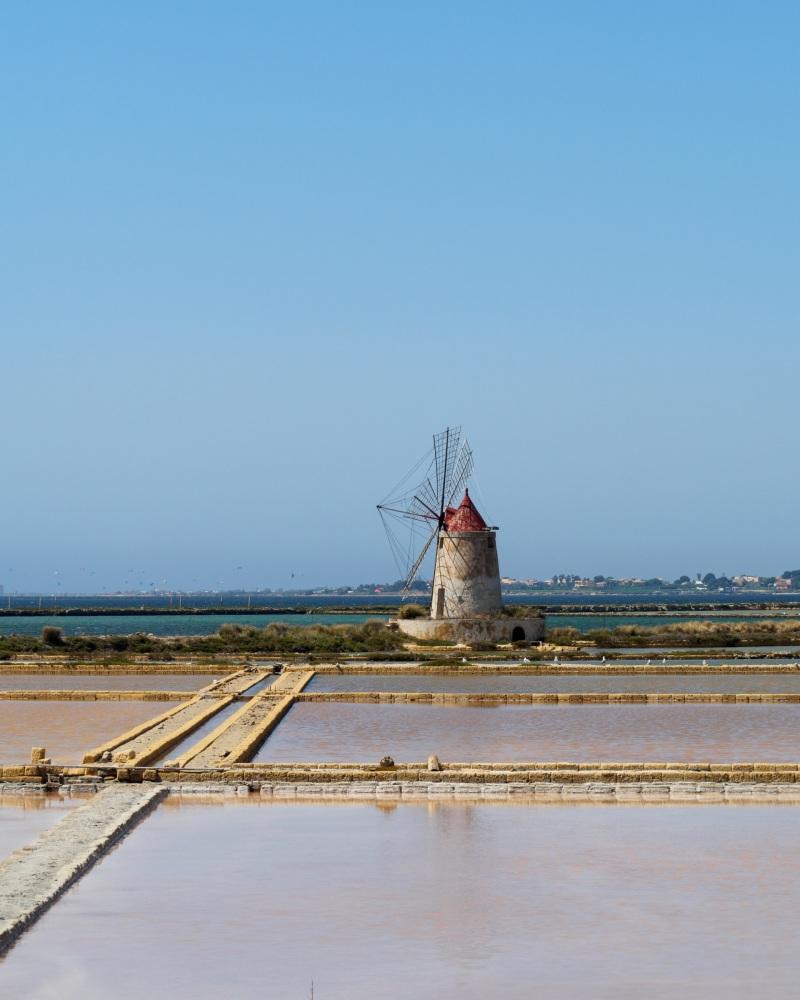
[431,489,502,618]
[378,428,545,645]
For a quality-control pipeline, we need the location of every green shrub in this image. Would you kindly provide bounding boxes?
[398,604,426,620]
[502,605,543,619]
[42,625,65,647]
[544,627,582,645]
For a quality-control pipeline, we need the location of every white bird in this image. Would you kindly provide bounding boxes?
[602,656,606,664]
[462,657,468,663]
[702,660,707,666]
[522,657,530,664]
[646,659,651,665]
[554,656,559,665]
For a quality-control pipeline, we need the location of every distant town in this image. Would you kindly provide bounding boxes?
[5,569,800,599]
[324,570,800,596]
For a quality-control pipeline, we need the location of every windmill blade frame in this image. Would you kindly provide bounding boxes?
[444,442,473,510]
[402,525,438,593]
[377,426,473,597]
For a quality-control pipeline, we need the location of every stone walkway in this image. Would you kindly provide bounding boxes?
[0,784,166,954]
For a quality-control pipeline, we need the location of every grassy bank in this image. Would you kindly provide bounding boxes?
[549,620,800,648]
[0,622,406,659]
[3,617,800,661]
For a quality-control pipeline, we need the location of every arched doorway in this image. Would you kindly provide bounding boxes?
[511,626,525,642]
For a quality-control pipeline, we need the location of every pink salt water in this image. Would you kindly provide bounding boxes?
[0,674,211,691]
[0,794,79,861]
[3,799,800,999]
[0,701,177,762]
[254,702,800,763]
[309,672,800,693]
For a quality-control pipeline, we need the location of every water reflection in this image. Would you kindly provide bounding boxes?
[3,800,800,999]
[0,796,78,861]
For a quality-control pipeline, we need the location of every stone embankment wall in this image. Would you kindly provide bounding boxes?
[302,662,800,674]
[35,760,799,787]
[0,660,239,674]
[396,616,546,643]
[0,690,193,702]
[4,662,800,788]
[177,671,314,768]
[297,690,800,704]
[81,670,272,765]
[173,780,800,801]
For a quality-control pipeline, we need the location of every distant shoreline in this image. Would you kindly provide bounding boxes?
[3,601,800,618]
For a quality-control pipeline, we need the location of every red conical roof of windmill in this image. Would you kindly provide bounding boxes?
[443,490,488,532]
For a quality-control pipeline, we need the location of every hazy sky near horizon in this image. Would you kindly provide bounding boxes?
[3,2,800,592]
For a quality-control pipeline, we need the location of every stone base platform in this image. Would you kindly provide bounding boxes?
[394,615,545,645]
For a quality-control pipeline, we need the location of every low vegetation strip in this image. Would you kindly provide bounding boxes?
[550,619,800,647]
[4,616,800,661]
[0,621,402,659]
[0,784,167,954]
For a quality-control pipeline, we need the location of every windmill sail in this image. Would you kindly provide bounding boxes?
[377,426,473,593]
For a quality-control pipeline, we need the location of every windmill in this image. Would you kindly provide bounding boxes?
[380,428,546,643]
[377,426,474,596]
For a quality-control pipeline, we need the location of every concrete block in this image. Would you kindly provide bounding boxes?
[427,784,456,795]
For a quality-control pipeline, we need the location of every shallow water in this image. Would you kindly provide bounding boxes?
[255,702,800,763]
[0,795,79,861]
[4,800,800,999]
[0,674,211,691]
[309,673,800,693]
[0,701,176,763]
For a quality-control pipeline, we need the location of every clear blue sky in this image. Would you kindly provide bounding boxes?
[3,2,799,592]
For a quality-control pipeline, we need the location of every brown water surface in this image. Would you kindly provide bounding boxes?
[310,672,800,693]
[3,799,800,999]
[0,702,177,762]
[0,674,210,691]
[255,702,800,762]
[0,795,79,860]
